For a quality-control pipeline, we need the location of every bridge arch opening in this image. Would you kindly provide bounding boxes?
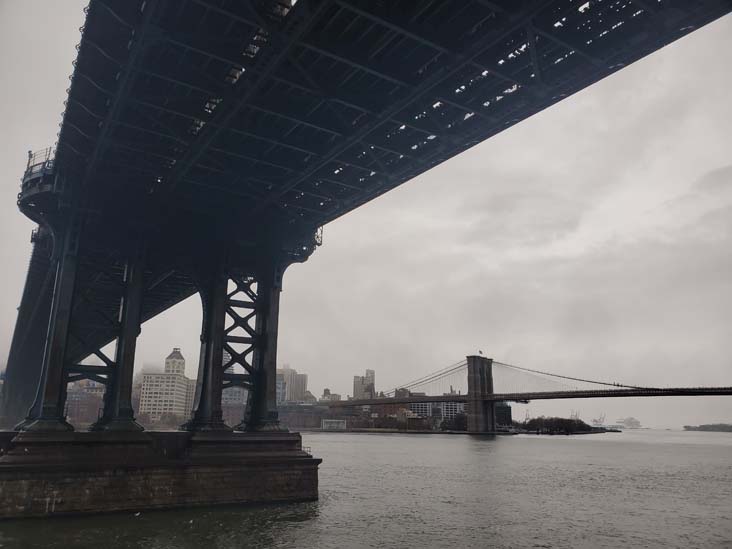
[128,294,203,431]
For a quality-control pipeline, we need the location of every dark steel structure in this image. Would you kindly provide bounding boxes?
[3,0,731,432]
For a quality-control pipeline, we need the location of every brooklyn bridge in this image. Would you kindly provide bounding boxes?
[0,0,730,518]
[328,355,732,433]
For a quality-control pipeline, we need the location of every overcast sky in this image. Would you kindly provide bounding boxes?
[1,2,730,428]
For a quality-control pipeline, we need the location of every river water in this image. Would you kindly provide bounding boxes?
[0,430,730,548]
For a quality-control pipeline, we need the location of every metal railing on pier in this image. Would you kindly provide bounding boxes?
[23,148,55,182]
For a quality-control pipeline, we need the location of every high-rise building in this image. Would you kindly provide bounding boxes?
[276,365,308,402]
[365,369,375,389]
[353,376,365,399]
[353,369,376,400]
[165,348,185,375]
[319,388,341,402]
[290,373,308,402]
[139,348,197,422]
[276,373,286,404]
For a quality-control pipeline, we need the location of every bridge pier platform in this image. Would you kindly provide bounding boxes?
[0,430,320,519]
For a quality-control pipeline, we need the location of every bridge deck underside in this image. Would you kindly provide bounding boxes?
[33,0,732,362]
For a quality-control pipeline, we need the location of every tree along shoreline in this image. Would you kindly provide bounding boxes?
[512,416,619,435]
[683,423,732,433]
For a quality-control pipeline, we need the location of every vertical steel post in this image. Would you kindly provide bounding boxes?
[239,263,285,431]
[92,254,145,431]
[183,260,230,431]
[21,220,81,432]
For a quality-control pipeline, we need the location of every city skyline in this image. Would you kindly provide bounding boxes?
[126,347,687,428]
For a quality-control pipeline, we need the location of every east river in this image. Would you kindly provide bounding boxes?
[0,430,730,548]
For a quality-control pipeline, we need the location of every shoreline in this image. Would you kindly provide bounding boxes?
[300,428,620,436]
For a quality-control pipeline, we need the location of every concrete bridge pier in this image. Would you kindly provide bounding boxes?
[466,355,496,434]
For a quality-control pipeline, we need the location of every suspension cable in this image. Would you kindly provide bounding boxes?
[385,360,467,395]
[385,363,466,395]
[493,361,653,390]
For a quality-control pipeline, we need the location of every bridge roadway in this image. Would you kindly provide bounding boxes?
[327,387,732,408]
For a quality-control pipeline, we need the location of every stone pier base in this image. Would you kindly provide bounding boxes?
[0,430,320,519]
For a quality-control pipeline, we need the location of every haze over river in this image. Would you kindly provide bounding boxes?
[1,430,730,548]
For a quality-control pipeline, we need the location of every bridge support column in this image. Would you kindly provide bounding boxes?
[239,262,285,432]
[183,258,231,432]
[466,355,495,434]
[20,219,82,432]
[0,227,54,428]
[91,253,145,432]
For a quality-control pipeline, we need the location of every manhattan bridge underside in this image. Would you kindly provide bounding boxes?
[3,0,731,430]
[1,0,730,519]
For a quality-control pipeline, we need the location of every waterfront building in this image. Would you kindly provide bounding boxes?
[277,403,328,430]
[409,401,434,418]
[131,372,143,415]
[139,348,197,422]
[222,386,247,425]
[65,379,105,425]
[219,350,248,423]
[495,402,512,427]
[321,419,347,431]
[440,400,466,419]
[185,377,196,412]
[408,400,467,420]
[222,386,248,406]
